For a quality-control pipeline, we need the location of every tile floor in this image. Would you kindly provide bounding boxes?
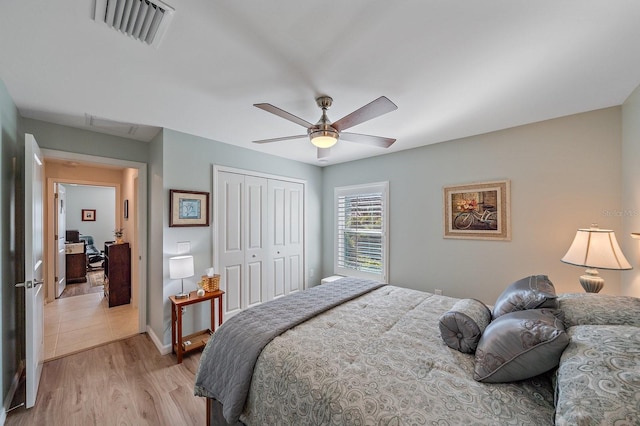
[44,292,139,360]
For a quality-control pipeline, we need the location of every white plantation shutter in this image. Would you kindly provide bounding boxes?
[335,182,388,282]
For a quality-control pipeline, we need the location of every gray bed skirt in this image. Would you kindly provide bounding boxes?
[207,398,245,426]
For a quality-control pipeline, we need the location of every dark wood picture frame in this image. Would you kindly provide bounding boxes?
[82,209,96,221]
[169,189,210,227]
[124,199,129,219]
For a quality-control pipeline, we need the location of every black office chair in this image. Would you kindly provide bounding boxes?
[79,235,104,268]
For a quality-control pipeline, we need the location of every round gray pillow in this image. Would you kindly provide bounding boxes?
[439,299,491,353]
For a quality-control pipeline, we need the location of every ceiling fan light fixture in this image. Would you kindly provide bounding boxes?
[310,130,338,148]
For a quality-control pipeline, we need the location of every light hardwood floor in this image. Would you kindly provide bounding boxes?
[6,334,205,426]
[44,290,139,360]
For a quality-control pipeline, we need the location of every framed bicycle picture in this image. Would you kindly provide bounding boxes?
[169,189,210,227]
[443,180,511,240]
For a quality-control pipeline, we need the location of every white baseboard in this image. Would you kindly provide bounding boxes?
[146,325,172,355]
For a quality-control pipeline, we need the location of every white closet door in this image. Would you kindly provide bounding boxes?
[287,181,304,294]
[216,168,304,318]
[217,172,245,318]
[244,176,268,308]
[268,179,304,299]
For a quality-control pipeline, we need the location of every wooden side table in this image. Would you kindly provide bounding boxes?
[169,289,224,364]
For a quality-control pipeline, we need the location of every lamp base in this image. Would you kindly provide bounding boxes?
[579,268,604,293]
[175,292,189,299]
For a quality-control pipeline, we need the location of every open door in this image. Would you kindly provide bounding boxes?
[55,183,66,298]
[19,133,45,408]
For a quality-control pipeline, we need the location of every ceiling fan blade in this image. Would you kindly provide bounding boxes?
[317,147,330,159]
[253,135,308,144]
[332,96,397,132]
[254,103,314,128]
[340,132,396,148]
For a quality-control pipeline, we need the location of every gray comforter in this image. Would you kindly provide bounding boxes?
[196,281,557,425]
[194,277,386,424]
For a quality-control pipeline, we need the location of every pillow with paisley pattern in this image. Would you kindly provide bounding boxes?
[474,309,569,383]
[492,275,557,319]
[557,293,640,328]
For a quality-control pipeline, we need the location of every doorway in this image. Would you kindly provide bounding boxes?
[41,150,148,360]
[57,184,115,299]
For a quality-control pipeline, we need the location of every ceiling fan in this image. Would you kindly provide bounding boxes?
[253,96,398,159]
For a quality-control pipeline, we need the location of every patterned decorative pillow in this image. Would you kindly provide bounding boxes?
[555,325,640,425]
[492,275,557,319]
[557,293,640,328]
[474,309,569,383]
[439,298,491,353]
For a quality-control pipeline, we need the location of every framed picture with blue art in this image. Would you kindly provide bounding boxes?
[169,189,210,227]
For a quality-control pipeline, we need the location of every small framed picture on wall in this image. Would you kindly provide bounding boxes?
[82,209,96,221]
[169,189,210,227]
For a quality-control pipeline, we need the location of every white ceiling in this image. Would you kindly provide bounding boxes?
[1,1,639,166]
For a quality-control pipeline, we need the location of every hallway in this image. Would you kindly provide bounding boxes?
[44,291,139,360]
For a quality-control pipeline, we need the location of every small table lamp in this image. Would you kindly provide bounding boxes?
[169,255,194,299]
[561,224,632,293]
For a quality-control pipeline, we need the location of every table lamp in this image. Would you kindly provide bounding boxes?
[561,224,632,293]
[169,255,194,299]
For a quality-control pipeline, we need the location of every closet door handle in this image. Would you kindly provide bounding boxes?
[252,254,256,258]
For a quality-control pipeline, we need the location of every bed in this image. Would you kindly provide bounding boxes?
[194,276,640,425]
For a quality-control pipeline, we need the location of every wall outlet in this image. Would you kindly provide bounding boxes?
[177,241,190,254]
[434,288,443,295]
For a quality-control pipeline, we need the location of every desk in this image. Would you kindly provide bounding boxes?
[169,290,224,364]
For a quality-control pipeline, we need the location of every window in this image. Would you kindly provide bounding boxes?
[334,182,388,282]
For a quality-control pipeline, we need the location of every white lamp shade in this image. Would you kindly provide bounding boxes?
[311,135,338,148]
[561,227,632,270]
[169,255,194,279]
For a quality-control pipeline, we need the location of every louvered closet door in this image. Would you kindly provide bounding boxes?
[268,179,304,300]
[217,172,245,318]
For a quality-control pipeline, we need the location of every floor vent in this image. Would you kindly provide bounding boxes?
[93,0,174,47]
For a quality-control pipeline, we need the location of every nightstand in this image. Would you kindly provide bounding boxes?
[169,289,224,364]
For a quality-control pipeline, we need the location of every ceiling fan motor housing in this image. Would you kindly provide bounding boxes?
[309,96,339,147]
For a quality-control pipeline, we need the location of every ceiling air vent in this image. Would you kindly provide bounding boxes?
[93,0,174,47]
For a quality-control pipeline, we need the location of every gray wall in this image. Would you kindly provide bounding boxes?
[21,119,149,164]
[0,78,21,418]
[323,107,628,304]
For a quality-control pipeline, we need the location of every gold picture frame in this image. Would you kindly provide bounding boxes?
[443,180,511,240]
[169,189,210,227]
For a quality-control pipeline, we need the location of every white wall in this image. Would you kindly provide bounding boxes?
[622,84,640,297]
[65,185,116,249]
[323,107,628,304]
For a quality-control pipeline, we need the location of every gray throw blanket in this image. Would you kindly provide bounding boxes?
[194,277,386,424]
